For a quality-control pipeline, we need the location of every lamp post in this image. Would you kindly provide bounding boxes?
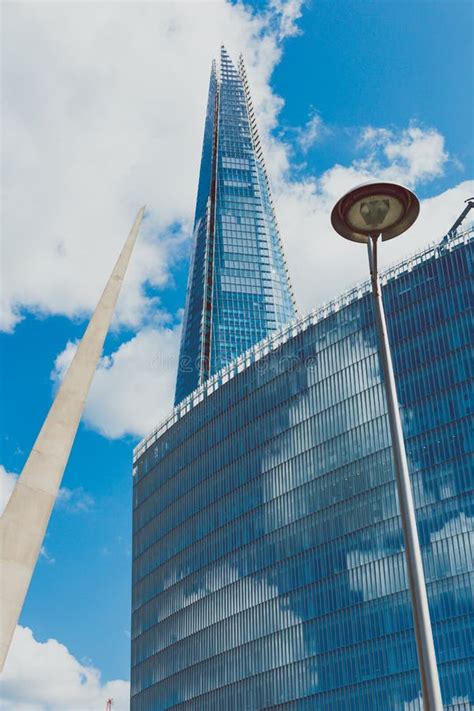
[331,182,443,711]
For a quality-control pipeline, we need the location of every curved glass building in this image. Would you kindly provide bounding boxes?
[131,226,473,710]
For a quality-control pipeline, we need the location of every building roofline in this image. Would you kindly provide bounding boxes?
[133,224,473,464]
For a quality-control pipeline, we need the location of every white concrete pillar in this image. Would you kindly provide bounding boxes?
[0,207,145,670]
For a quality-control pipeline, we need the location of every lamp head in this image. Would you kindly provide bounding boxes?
[331,181,420,243]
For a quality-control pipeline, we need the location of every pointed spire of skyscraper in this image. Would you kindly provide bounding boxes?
[174,48,296,405]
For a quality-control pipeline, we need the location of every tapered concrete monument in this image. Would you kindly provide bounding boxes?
[0,206,145,671]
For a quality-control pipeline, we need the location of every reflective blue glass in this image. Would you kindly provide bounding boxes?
[175,47,296,406]
[132,229,473,710]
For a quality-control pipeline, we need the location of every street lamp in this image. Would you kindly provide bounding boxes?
[331,182,443,711]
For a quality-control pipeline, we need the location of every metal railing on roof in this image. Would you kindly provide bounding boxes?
[133,225,473,463]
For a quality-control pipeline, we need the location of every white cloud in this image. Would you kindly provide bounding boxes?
[357,124,449,186]
[0,626,129,711]
[39,546,56,566]
[443,699,474,711]
[296,112,325,152]
[0,465,18,515]
[268,0,304,40]
[430,512,474,541]
[181,562,316,689]
[52,326,181,439]
[5,1,471,441]
[51,172,473,441]
[56,486,94,513]
[429,512,474,581]
[347,511,474,603]
[0,464,94,516]
[275,157,473,314]
[1,0,303,332]
[347,546,403,601]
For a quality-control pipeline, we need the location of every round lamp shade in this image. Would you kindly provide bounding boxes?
[331,182,420,243]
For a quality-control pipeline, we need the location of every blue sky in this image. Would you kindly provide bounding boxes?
[276,0,473,187]
[1,1,473,708]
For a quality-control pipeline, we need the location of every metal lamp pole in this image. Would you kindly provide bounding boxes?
[331,183,443,711]
[367,233,442,711]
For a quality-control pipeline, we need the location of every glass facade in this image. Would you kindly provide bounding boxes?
[132,227,473,710]
[175,47,296,406]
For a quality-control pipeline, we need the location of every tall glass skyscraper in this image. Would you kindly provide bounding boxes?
[131,221,473,709]
[174,47,296,406]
